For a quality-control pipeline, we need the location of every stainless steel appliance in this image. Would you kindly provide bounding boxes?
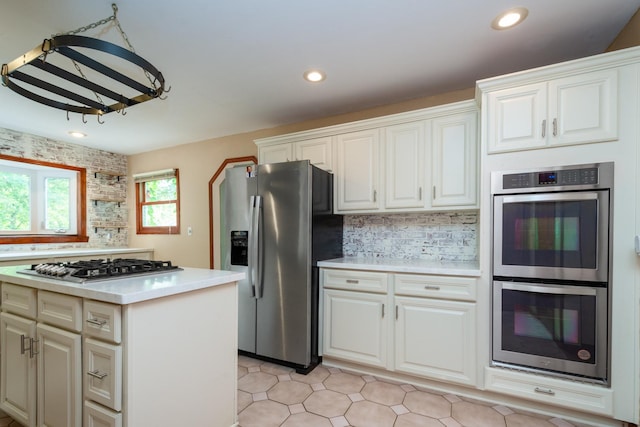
[19,259,181,283]
[222,160,342,373]
[491,162,613,384]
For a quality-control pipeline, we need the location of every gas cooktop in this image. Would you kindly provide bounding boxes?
[19,258,182,283]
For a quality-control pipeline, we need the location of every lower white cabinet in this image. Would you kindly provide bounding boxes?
[395,296,476,386]
[321,268,478,387]
[84,399,122,427]
[323,289,388,368]
[84,338,122,412]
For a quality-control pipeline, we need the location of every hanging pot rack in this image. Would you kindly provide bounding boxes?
[0,4,168,121]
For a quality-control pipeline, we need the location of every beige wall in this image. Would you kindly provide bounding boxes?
[607,8,640,51]
[128,88,473,268]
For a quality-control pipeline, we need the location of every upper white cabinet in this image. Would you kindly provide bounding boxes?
[257,137,333,171]
[255,100,479,214]
[335,130,381,211]
[482,69,618,154]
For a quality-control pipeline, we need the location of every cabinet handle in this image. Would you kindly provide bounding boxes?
[20,334,30,355]
[29,338,39,359]
[382,304,385,318]
[541,119,546,138]
[87,370,109,380]
[346,279,359,284]
[373,190,377,202]
[418,187,422,200]
[395,305,398,320]
[552,118,558,136]
[86,318,108,327]
[424,285,441,291]
[534,387,555,396]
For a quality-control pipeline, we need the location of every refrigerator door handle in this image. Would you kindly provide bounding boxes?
[254,195,264,298]
[248,196,257,297]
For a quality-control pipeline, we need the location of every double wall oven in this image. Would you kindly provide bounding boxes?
[491,162,613,384]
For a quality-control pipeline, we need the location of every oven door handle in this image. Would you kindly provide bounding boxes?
[500,281,598,296]
[500,191,601,204]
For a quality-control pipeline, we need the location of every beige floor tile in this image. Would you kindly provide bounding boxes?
[238,390,253,412]
[238,365,249,379]
[261,361,295,376]
[403,390,452,419]
[344,400,397,426]
[324,372,365,394]
[291,366,331,384]
[451,401,506,427]
[304,389,353,418]
[239,400,290,427]
[268,380,313,405]
[281,411,333,427]
[395,412,444,427]
[506,413,559,427]
[360,380,406,406]
[239,355,263,368]
[238,371,278,393]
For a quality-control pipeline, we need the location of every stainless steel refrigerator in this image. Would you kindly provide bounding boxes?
[222,160,342,373]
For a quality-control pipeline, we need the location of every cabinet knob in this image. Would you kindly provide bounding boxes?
[424,285,440,291]
[541,119,547,138]
[552,118,558,137]
[534,387,555,396]
[346,279,359,284]
[87,370,109,380]
[86,318,108,327]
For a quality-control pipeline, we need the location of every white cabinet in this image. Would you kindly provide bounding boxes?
[395,297,476,386]
[321,267,478,387]
[0,284,82,427]
[431,112,477,207]
[484,69,617,153]
[257,137,333,171]
[323,289,389,368]
[334,130,381,212]
[384,122,426,209]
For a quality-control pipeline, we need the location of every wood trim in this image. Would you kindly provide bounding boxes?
[0,154,89,244]
[135,169,181,235]
[208,156,257,269]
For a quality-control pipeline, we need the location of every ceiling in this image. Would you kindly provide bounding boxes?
[0,1,639,155]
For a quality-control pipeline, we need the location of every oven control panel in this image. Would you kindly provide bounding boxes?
[502,167,599,189]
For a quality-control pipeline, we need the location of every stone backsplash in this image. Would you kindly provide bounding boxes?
[343,211,478,262]
[0,127,128,251]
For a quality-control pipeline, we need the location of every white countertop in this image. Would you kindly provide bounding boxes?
[0,247,154,262]
[317,257,481,276]
[0,265,245,305]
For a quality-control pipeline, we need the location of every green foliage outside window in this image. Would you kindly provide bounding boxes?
[143,178,178,227]
[45,177,70,230]
[0,170,31,231]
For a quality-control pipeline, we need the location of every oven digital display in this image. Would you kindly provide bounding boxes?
[538,172,557,185]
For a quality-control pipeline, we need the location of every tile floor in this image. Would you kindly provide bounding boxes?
[238,356,580,427]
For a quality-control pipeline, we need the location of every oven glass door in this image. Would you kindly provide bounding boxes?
[493,191,609,282]
[492,280,607,382]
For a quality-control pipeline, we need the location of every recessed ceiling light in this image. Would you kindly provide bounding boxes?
[68,131,87,138]
[303,70,326,83]
[491,7,528,30]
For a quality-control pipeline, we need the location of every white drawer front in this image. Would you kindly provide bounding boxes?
[83,300,122,344]
[394,274,476,301]
[322,269,388,293]
[84,338,122,412]
[84,400,122,427]
[38,291,82,332]
[1,283,37,318]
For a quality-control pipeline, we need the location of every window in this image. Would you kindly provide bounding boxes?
[0,154,87,244]
[135,169,180,234]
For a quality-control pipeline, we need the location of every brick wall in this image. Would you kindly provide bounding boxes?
[0,127,128,251]
[343,211,478,261]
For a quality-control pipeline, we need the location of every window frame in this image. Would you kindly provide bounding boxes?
[135,169,181,235]
[0,154,88,244]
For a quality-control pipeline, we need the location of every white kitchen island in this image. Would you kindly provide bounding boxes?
[0,265,244,427]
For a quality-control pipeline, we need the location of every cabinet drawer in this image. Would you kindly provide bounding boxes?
[83,300,122,344]
[84,399,122,427]
[84,338,122,412]
[322,269,388,293]
[1,283,37,318]
[38,291,82,332]
[394,274,476,301]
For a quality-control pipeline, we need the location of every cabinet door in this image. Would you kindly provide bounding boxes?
[335,130,380,212]
[431,112,477,208]
[296,137,333,171]
[323,289,388,368]
[548,69,617,147]
[384,122,426,209]
[37,323,82,427]
[0,312,36,427]
[395,297,476,386]
[259,143,293,164]
[486,82,547,153]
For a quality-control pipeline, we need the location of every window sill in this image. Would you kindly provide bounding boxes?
[0,235,90,245]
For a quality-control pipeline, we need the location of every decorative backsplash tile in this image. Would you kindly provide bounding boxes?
[0,127,128,251]
[343,212,478,262]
